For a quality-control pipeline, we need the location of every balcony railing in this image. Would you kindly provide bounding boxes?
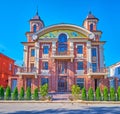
[17,67,36,73]
[88,67,108,75]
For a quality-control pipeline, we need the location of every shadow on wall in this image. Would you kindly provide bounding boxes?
[4,107,120,114]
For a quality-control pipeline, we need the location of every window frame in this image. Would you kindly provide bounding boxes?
[43,46,49,54]
[76,78,84,89]
[77,45,83,54]
[77,61,83,70]
[43,62,48,70]
[31,49,35,57]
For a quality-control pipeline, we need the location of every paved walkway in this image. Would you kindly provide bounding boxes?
[0,103,120,114]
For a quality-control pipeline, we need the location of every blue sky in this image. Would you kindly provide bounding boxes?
[0,0,120,66]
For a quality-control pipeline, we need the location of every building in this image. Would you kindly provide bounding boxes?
[9,11,108,92]
[108,62,120,89]
[0,53,18,89]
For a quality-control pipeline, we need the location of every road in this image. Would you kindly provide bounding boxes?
[0,103,120,114]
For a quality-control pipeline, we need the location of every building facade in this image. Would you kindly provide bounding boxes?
[9,12,108,92]
[108,62,120,90]
[0,53,18,89]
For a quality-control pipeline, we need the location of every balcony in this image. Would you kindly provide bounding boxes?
[16,67,37,75]
[51,50,74,59]
[75,70,84,76]
[87,67,108,76]
[40,70,50,76]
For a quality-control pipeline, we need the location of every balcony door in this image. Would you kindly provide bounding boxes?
[58,76,67,92]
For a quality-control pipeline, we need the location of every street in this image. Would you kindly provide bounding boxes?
[0,103,120,114]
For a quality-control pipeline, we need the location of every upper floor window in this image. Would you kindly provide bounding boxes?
[77,45,83,54]
[33,25,37,32]
[92,63,97,72]
[9,64,12,71]
[58,33,67,52]
[77,62,83,70]
[43,62,48,70]
[31,49,35,57]
[43,46,49,54]
[92,48,97,57]
[30,63,34,72]
[118,67,120,75]
[90,23,93,31]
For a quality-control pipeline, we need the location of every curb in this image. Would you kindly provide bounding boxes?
[0,100,120,104]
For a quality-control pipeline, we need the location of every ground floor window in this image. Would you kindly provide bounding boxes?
[11,79,17,91]
[109,79,115,88]
[26,78,32,88]
[41,78,49,86]
[118,79,120,86]
[76,78,84,89]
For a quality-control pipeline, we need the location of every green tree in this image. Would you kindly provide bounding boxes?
[88,87,94,101]
[117,86,120,101]
[26,87,31,100]
[0,86,4,100]
[81,87,86,100]
[103,86,108,101]
[71,85,80,100]
[12,87,18,100]
[19,87,24,100]
[33,88,39,100]
[96,87,101,101]
[40,84,48,98]
[110,87,115,101]
[5,86,11,100]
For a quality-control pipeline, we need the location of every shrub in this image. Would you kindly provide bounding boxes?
[40,84,48,98]
[81,87,86,100]
[12,87,18,100]
[26,87,31,100]
[71,85,80,100]
[5,86,11,100]
[103,86,108,101]
[96,87,101,101]
[19,87,24,100]
[33,88,39,100]
[88,87,94,101]
[117,86,120,101]
[0,86,4,100]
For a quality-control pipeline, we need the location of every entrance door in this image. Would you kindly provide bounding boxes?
[95,79,100,90]
[58,76,67,92]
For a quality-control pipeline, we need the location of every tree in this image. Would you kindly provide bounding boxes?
[40,84,48,98]
[12,87,18,100]
[0,86,4,100]
[26,87,31,100]
[88,87,94,101]
[19,87,24,100]
[103,86,108,101]
[117,86,120,101]
[96,87,101,101]
[71,85,80,100]
[81,87,86,100]
[110,87,115,101]
[33,88,39,100]
[5,86,11,100]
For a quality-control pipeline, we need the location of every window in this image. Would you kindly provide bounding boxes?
[9,64,12,71]
[11,79,17,91]
[77,62,83,70]
[92,48,97,57]
[26,78,32,88]
[118,67,120,74]
[77,45,83,54]
[41,78,48,86]
[30,63,34,72]
[43,46,49,54]
[33,25,37,32]
[58,33,67,52]
[43,62,48,70]
[76,78,84,89]
[31,49,35,56]
[90,23,93,31]
[92,63,97,72]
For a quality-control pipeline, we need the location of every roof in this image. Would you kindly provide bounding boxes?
[86,11,99,20]
[0,53,15,61]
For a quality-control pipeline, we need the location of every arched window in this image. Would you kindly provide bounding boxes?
[90,23,93,31]
[33,25,37,32]
[58,33,68,53]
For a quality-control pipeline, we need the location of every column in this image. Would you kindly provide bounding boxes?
[35,42,39,74]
